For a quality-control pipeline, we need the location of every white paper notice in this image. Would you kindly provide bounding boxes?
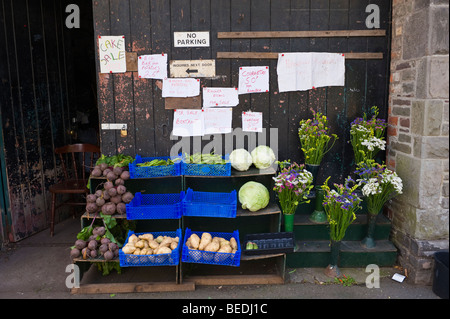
[162,78,200,98]
[238,66,270,95]
[277,53,345,92]
[203,108,233,134]
[98,36,127,73]
[242,111,263,133]
[203,87,239,108]
[172,109,204,137]
[138,54,167,79]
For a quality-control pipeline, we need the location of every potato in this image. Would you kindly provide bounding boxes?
[170,241,178,250]
[219,238,229,246]
[218,244,232,253]
[159,237,173,248]
[123,244,135,254]
[173,236,179,243]
[140,248,149,255]
[155,235,164,244]
[148,240,159,250]
[199,233,212,251]
[139,233,154,242]
[189,234,200,249]
[128,234,139,244]
[133,248,141,255]
[230,237,237,250]
[134,240,146,249]
[155,246,172,255]
[204,241,220,252]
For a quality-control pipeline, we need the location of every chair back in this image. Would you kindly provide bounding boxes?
[55,143,101,181]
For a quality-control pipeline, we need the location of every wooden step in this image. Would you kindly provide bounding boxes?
[291,214,392,241]
[286,239,398,268]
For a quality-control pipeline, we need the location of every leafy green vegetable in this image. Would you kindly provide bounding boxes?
[239,181,270,212]
[96,154,134,168]
[184,152,228,165]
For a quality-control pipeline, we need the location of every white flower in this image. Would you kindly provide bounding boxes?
[361,137,386,151]
[362,178,382,196]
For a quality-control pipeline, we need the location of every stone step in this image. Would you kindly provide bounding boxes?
[290,213,392,241]
[286,239,398,268]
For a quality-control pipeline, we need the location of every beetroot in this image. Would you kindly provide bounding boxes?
[86,203,97,213]
[91,167,102,177]
[121,192,134,204]
[116,185,127,195]
[86,194,97,203]
[110,195,122,204]
[102,202,116,215]
[103,181,114,190]
[115,178,125,186]
[107,187,117,197]
[106,171,117,181]
[120,170,130,180]
[116,202,126,215]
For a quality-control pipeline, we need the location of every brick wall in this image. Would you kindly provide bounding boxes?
[387,0,449,284]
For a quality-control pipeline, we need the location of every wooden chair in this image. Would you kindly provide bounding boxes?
[49,143,101,236]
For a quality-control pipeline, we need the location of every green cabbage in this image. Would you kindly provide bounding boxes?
[251,145,276,169]
[239,181,270,212]
[230,149,253,171]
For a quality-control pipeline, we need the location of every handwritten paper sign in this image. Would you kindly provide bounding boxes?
[138,54,167,79]
[242,111,263,133]
[162,78,200,98]
[203,88,239,108]
[277,53,345,92]
[98,36,127,73]
[238,66,269,95]
[203,108,233,134]
[172,109,204,137]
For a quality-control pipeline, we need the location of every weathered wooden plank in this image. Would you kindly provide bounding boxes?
[325,1,349,184]
[130,0,155,157]
[110,0,135,157]
[93,0,116,155]
[250,0,271,156]
[218,29,386,39]
[151,0,174,156]
[269,0,290,161]
[71,282,195,294]
[287,0,311,165]
[217,52,383,60]
[185,274,284,286]
[230,0,251,151]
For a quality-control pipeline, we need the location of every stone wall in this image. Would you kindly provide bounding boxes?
[387,0,449,284]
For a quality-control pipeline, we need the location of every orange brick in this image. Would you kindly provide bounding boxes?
[389,116,399,126]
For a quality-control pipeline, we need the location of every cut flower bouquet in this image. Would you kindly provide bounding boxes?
[298,111,338,165]
[273,162,314,216]
[350,107,387,165]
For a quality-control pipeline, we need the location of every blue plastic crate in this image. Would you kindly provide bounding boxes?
[181,154,231,176]
[182,188,237,218]
[181,228,241,267]
[119,229,182,267]
[125,192,185,220]
[129,155,182,178]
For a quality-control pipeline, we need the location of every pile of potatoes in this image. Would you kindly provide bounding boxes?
[86,164,134,216]
[185,232,238,263]
[122,233,179,256]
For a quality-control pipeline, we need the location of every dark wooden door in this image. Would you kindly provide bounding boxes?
[94,0,392,184]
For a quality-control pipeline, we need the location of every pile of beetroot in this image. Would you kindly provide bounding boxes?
[86,163,134,216]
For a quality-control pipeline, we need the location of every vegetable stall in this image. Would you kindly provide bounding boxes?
[68,0,396,294]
